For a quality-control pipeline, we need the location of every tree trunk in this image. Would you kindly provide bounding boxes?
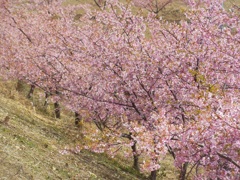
[121,133,140,172]
[54,101,60,119]
[27,84,35,99]
[131,141,139,171]
[179,162,188,180]
[54,90,61,119]
[44,91,50,106]
[149,170,157,180]
[75,112,82,126]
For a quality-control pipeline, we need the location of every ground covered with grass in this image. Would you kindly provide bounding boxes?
[0,81,146,180]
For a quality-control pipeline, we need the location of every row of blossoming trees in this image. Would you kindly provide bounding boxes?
[1,0,239,179]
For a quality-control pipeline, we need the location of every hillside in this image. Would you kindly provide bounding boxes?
[0,81,144,180]
[1,0,239,179]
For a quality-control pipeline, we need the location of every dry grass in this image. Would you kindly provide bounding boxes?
[0,80,143,180]
[0,79,178,179]
[64,0,240,22]
[64,0,187,21]
[0,79,179,179]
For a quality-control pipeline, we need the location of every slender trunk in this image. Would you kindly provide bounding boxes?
[44,91,50,106]
[27,84,35,99]
[121,133,140,171]
[131,141,139,171]
[75,112,82,126]
[149,170,157,180]
[54,90,61,119]
[179,162,188,180]
[166,144,175,159]
[148,135,159,180]
[54,101,60,119]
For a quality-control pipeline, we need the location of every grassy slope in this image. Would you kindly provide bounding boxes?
[65,0,240,23]
[0,81,143,180]
[65,0,188,21]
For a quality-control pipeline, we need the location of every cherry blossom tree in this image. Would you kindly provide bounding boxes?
[0,0,80,117]
[1,0,239,179]
[65,1,239,179]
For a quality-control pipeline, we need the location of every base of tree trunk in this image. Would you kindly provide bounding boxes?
[75,112,82,127]
[44,91,51,106]
[149,170,157,180]
[132,143,139,172]
[27,84,35,99]
[54,102,60,119]
[179,162,188,180]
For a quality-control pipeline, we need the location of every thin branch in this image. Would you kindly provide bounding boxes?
[217,152,240,169]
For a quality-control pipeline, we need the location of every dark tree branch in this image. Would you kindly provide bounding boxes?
[217,152,240,169]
